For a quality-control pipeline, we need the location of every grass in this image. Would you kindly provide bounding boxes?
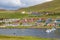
[18,0,60,13]
[0,12,60,18]
[0,13,29,18]
[0,25,60,29]
[0,35,59,40]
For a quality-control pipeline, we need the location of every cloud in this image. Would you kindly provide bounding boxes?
[21,0,53,6]
[0,0,23,10]
[0,0,53,10]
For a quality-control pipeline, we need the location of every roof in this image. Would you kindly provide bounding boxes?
[54,19,60,23]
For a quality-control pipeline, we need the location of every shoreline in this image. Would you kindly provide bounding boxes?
[0,27,60,29]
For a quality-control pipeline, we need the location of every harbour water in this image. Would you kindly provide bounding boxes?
[0,28,60,38]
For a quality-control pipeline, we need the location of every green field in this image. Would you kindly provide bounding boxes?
[0,35,59,40]
[0,12,60,18]
[0,12,29,18]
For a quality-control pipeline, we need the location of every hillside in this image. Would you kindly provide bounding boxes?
[18,0,60,13]
[0,0,60,18]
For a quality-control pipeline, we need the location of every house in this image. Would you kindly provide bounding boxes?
[5,24,20,27]
[54,19,60,26]
[31,12,41,16]
[0,18,20,27]
[45,18,52,24]
[21,11,26,14]
[42,12,53,15]
[21,23,32,26]
[36,19,42,23]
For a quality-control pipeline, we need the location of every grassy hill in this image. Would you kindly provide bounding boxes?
[18,0,60,13]
[0,0,60,18]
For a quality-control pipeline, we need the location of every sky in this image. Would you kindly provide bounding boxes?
[0,0,53,10]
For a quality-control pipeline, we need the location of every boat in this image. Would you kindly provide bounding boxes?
[46,27,56,33]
